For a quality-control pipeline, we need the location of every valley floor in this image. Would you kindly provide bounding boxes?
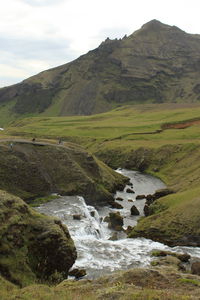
[1,103,200,298]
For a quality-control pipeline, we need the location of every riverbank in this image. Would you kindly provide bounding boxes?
[0,140,127,206]
[35,170,171,279]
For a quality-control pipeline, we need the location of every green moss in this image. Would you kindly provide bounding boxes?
[28,195,61,207]
[0,190,76,287]
[177,278,200,286]
[0,142,126,206]
[1,266,199,300]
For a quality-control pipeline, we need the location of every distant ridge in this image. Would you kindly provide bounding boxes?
[1,20,200,124]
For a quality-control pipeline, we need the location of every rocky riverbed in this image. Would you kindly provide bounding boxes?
[36,169,200,279]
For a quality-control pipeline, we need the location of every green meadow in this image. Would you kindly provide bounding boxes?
[4,103,200,148]
[1,103,200,298]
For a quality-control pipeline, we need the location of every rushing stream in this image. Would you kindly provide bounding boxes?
[36,169,200,278]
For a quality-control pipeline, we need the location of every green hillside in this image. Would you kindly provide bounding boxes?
[3,102,200,246]
[5,103,200,148]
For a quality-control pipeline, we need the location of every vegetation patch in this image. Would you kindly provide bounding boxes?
[0,190,76,287]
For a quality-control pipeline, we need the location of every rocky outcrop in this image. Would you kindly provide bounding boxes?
[0,190,77,287]
[0,141,128,206]
[144,189,174,216]
[110,202,123,209]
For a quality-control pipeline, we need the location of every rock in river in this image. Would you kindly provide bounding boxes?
[130,205,140,216]
[108,212,124,231]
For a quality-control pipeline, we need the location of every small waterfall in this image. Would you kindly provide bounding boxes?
[75,196,104,239]
[35,169,200,279]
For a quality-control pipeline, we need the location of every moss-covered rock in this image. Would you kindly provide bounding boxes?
[151,250,190,263]
[0,190,77,287]
[108,212,124,231]
[0,141,127,206]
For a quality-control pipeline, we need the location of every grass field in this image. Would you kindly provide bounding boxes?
[2,103,200,297]
[3,103,200,148]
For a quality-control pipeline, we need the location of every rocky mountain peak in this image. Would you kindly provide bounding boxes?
[1,21,200,120]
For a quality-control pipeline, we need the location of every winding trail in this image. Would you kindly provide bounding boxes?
[0,138,66,148]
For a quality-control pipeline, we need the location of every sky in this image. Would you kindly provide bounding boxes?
[1,0,200,88]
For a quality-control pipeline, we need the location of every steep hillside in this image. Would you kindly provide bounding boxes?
[0,140,127,206]
[1,20,200,124]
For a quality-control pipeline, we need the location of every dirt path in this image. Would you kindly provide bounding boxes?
[0,138,64,148]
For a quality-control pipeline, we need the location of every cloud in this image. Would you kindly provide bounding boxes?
[0,34,76,87]
[1,0,200,87]
[0,35,74,62]
[18,0,65,7]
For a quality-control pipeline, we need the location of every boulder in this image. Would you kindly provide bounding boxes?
[116,183,125,191]
[116,197,123,201]
[125,226,134,235]
[153,188,174,200]
[151,256,182,270]
[111,202,123,209]
[108,232,118,241]
[145,189,174,206]
[128,199,133,202]
[73,214,81,220]
[103,216,110,223]
[90,211,95,217]
[136,195,146,200]
[126,188,135,193]
[68,268,86,279]
[146,194,155,205]
[108,212,124,231]
[191,262,200,275]
[130,205,140,216]
[151,250,190,262]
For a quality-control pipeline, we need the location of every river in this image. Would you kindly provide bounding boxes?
[36,169,200,279]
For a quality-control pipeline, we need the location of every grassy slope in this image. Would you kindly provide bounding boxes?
[1,265,200,300]
[0,190,76,287]
[3,103,200,245]
[4,103,200,144]
[0,141,126,206]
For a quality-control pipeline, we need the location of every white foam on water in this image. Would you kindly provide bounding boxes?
[36,169,200,278]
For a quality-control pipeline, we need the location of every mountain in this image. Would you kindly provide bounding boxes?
[1,19,200,123]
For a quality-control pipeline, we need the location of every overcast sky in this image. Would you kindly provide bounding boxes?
[1,0,200,88]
